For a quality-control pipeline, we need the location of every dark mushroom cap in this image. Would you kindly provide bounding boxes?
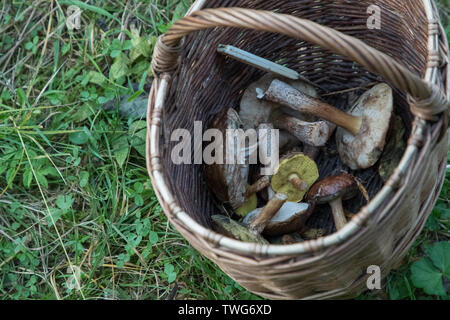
[306,174,358,204]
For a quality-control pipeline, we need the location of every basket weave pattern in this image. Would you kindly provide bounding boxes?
[147,0,449,299]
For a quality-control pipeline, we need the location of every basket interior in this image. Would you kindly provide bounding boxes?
[159,0,430,232]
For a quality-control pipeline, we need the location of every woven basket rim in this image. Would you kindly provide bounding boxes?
[147,0,448,256]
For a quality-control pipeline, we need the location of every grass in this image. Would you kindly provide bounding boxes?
[0,0,448,300]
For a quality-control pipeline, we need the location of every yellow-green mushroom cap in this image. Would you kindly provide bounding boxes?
[235,185,258,218]
[271,154,319,202]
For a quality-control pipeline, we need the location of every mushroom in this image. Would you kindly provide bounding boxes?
[243,201,313,236]
[270,109,332,147]
[247,193,288,235]
[259,80,394,169]
[245,153,318,235]
[336,84,394,170]
[203,115,277,217]
[271,153,319,202]
[212,215,269,244]
[217,45,335,147]
[306,174,358,231]
[204,108,251,211]
[239,74,318,130]
[238,74,334,148]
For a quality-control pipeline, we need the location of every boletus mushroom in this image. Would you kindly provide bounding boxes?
[270,109,332,147]
[306,173,358,231]
[271,153,319,202]
[259,80,394,169]
[247,193,288,235]
[243,201,313,237]
[239,74,333,147]
[204,108,251,213]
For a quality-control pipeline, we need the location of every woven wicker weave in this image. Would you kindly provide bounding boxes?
[147,0,449,299]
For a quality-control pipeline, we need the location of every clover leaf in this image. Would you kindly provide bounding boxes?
[410,242,450,296]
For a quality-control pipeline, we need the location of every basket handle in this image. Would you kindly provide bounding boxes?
[151,7,449,121]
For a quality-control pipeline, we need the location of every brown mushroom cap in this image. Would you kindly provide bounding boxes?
[306,174,358,204]
[336,83,394,170]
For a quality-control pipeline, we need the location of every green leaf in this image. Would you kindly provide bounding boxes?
[110,49,122,58]
[411,258,446,296]
[25,42,34,50]
[129,121,147,157]
[164,263,174,275]
[23,169,33,189]
[88,71,106,85]
[16,88,29,107]
[429,242,450,277]
[130,60,151,76]
[134,182,144,193]
[113,135,129,168]
[172,1,190,21]
[69,130,89,145]
[110,53,129,80]
[46,208,63,226]
[167,272,176,283]
[56,195,74,212]
[72,103,94,122]
[425,213,440,231]
[40,166,59,177]
[164,263,177,283]
[35,171,48,189]
[79,171,89,188]
[134,194,143,207]
[149,231,158,245]
[130,36,151,61]
[61,43,71,56]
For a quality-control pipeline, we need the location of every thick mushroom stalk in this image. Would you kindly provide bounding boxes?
[328,198,348,231]
[245,176,271,198]
[306,174,358,231]
[258,79,362,135]
[260,79,394,169]
[270,109,332,147]
[249,193,288,235]
[244,201,312,236]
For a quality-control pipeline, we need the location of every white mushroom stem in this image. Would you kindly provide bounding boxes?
[249,193,288,235]
[328,198,348,231]
[259,79,362,136]
[270,110,332,147]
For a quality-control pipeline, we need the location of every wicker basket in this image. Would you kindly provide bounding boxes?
[147,0,450,299]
